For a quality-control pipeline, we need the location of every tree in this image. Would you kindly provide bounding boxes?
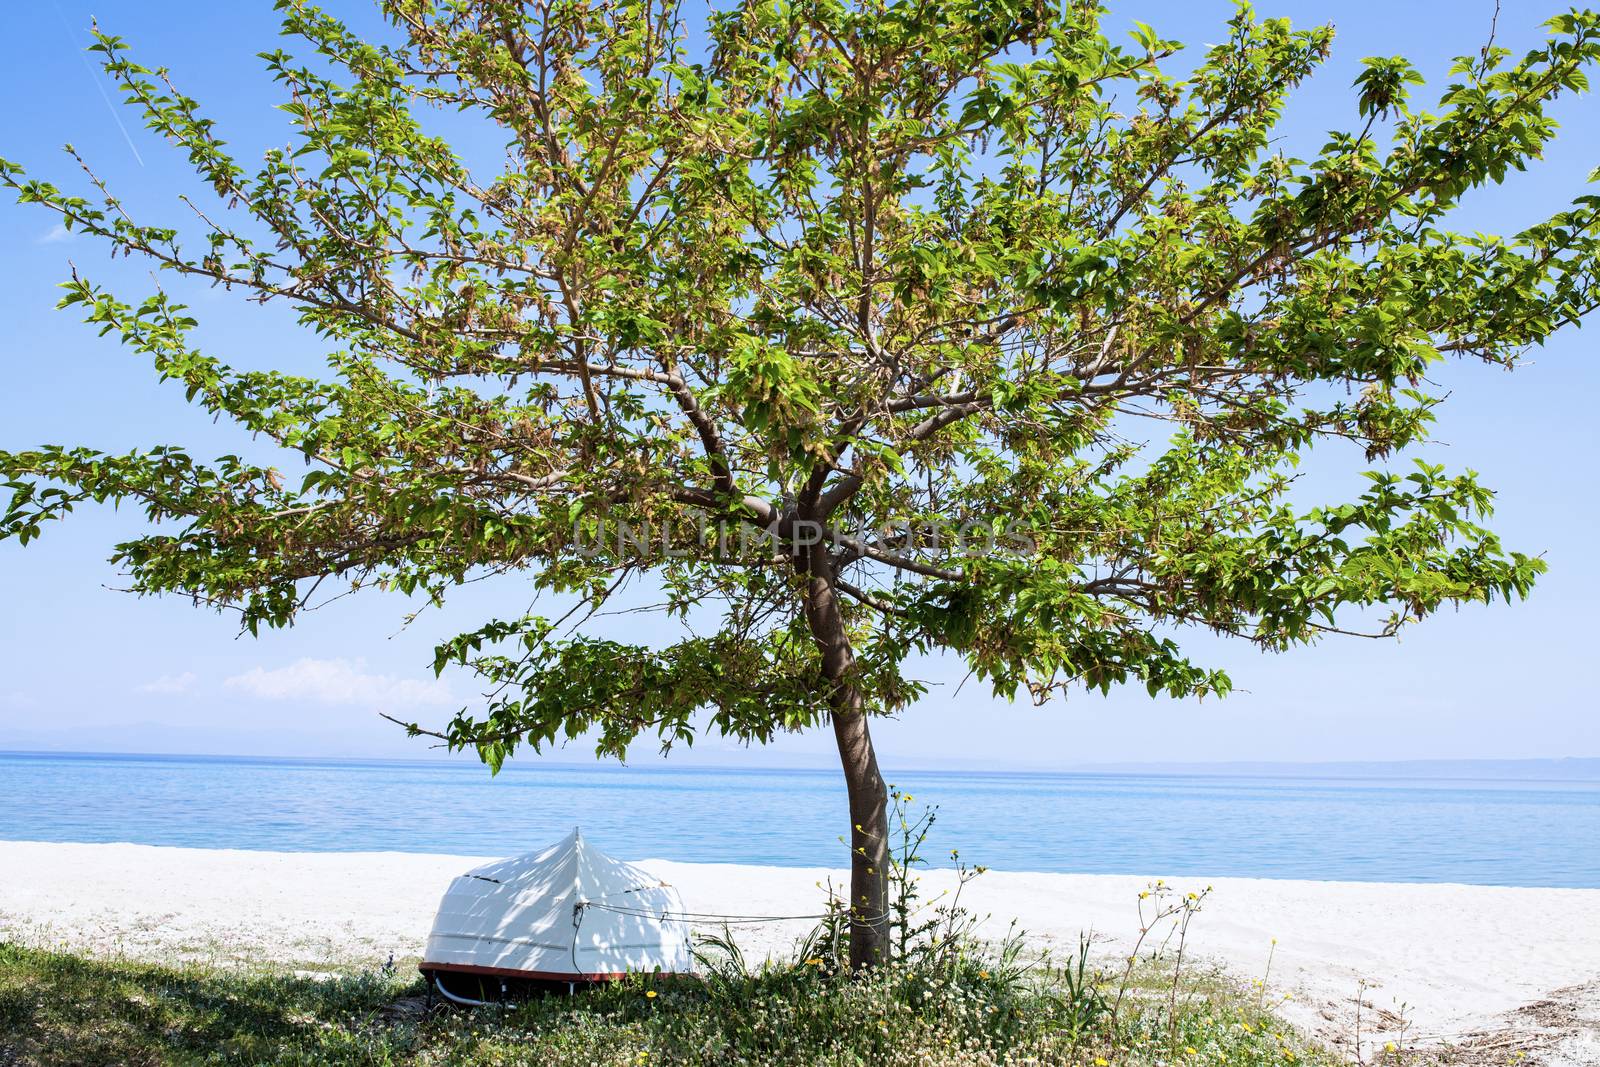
[3,0,1599,968]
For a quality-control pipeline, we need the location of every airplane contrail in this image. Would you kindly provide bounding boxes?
[53,1,145,167]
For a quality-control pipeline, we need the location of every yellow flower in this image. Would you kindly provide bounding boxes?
[1185,1047,1198,1056]
[645,990,658,999]
[1384,1043,1397,1053]
[978,970,990,979]
[805,958,824,967]
[1095,1059,1109,1066]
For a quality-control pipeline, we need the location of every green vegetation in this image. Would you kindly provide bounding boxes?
[0,939,1336,1067]
[5,0,1600,968]
[0,813,1331,1065]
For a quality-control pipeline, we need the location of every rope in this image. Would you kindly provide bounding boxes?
[567,900,894,978]
[578,901,889,925]
[432,973,494,1008]
[571,901,586,976]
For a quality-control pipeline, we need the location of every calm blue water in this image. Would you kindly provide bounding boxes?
[1,751,1596,887]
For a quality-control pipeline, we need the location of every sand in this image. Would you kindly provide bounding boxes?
[2,841,1597,1063]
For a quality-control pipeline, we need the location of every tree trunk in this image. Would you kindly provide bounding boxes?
[832,698,890,970]
[800,546,890,971]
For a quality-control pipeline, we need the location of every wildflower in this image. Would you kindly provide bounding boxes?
[805,958,824,967]
[645,990,658,999]
[1095,1059,1109,1066]
[1185,1047,1198,1056]
[1384,1043,1396,1053]
[978,970,990,979]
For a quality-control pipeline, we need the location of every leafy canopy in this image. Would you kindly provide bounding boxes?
[3,0,1597,767]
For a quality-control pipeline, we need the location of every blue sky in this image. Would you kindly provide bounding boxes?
[1,0,1596,770]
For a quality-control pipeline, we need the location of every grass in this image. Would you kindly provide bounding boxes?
[0,938,1340,1066]
[0,798,1346,1065]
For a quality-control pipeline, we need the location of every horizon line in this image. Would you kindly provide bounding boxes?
[3,747,1597,781]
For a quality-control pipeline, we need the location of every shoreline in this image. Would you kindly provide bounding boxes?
[10,834,1600,891]
[2,841,1597,1060]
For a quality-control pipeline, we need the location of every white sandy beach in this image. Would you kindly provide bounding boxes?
[2,841,1597,1063]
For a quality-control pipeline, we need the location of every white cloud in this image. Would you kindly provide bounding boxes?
[138,672,198,695]
[36,223,73,245]
[224,658,456,710]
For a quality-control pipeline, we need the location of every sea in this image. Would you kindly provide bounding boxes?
[1,750,1597,888]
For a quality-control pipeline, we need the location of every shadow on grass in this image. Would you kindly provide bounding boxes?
[0,943,414,1066]
[0,937,1341,1066]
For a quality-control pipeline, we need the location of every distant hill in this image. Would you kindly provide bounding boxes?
[1036,757,1600,781]
[2,742,1597,781]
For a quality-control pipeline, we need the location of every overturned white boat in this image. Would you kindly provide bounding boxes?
[421,828,694,1001]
